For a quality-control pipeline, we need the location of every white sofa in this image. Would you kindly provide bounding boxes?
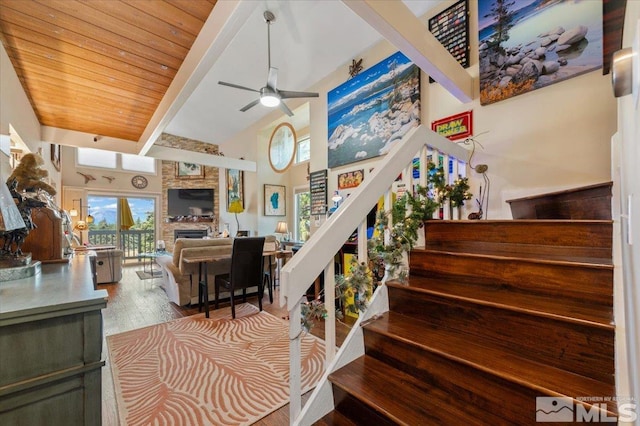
[156,238,234,306]
[156,236,278,306]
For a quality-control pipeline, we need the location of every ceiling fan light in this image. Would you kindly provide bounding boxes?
[260,94,280,107]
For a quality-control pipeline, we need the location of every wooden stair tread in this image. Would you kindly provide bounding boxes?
[328,355,509,425]
[422,242,613,265]
[363,312,616,401]
[412,247,614,268]
[387,277,613,327]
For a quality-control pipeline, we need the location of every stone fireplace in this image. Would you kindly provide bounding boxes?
[156,133,221,253]
[174,229,208,239]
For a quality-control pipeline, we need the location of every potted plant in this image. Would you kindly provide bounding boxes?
[301,257,373,332]
[449,175,473,219]
[300,165,443,331]
[427,162,450,219]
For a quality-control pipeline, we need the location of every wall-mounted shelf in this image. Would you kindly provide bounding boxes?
[166,216,215,223]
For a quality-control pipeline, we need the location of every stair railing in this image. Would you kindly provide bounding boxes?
[281,124,469,423]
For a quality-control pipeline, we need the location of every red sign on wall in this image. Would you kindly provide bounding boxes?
[431,110,473,141]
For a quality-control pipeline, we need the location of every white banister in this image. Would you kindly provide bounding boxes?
[283,125,469,423]
[324,259,336,366]
[357,219,367,265]
[281,126,467,310]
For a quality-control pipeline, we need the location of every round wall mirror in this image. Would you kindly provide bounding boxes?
[268,122,297,173]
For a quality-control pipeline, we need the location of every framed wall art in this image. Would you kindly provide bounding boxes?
[327,51,421,169]
[428,0,470,79]
[226,168,244,211]
[337,169,364,190]
[310,169,328,215]
[175,161,204,179]
[264,184,285,216]
[431,110,473,141]
[478,0,602,105]
[50,143,60,172]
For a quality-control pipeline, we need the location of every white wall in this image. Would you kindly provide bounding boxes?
[427,0,615,219]
[428,69,616,219]
[60,146,162,193]
[219,2,615,232]
[616,2,640,418]
[0,44,40,148]
[0,44,62,203]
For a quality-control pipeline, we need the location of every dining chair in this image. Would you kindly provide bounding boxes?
[214,237,265,319]
[262,235,278,304]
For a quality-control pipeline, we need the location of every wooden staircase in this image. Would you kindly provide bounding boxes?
[316,220,616,425]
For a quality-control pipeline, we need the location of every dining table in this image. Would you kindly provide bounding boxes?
[182,249,292,318]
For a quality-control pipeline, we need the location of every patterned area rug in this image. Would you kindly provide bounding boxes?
[107,304,325,426]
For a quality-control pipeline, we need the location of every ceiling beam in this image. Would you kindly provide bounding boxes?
[146,145,257,172]
[137,0,258,155]
[342,0,474,103]
[42,126,141,154]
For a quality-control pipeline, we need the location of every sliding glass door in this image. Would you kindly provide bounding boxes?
[87,195,156,259]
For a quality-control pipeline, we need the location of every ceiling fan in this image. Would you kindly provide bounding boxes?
[218,11,319,117]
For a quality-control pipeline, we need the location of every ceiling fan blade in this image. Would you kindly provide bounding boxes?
[240,98,261,112]
[278,101,294,117]
[218,81,260,93]
[279,90,320,99]
[267,67,278,90]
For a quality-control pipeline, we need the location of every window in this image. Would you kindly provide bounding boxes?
[122,153,156,173]
[87,195,157,255]
[77,148,156,174]
[77,148,116,169]
[294,188,310,241]
[295,136,310,164]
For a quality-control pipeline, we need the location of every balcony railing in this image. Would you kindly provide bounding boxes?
[88,229,156,259]
[282,125,469,424]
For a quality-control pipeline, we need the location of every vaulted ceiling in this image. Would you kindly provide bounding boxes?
[1,0,454,158]
[0,0,216,142]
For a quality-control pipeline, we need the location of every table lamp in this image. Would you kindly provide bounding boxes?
[228,199,244,236]
[275,221,289,242]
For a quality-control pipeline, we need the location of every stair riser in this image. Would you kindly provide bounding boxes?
[387,279,613,326]
[388,287,614,384]
[423,221,612,249]
[363,330,616,423]
[423,240,612,261]
[409,251,613,305]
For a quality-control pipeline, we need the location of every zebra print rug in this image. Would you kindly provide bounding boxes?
[107,304,325,425]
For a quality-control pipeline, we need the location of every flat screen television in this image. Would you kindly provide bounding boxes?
[167,188,214,217]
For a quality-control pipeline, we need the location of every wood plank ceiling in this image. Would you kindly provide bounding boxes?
[0,0,216,142]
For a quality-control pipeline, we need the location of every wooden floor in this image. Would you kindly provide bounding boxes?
[100,263,351,425]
